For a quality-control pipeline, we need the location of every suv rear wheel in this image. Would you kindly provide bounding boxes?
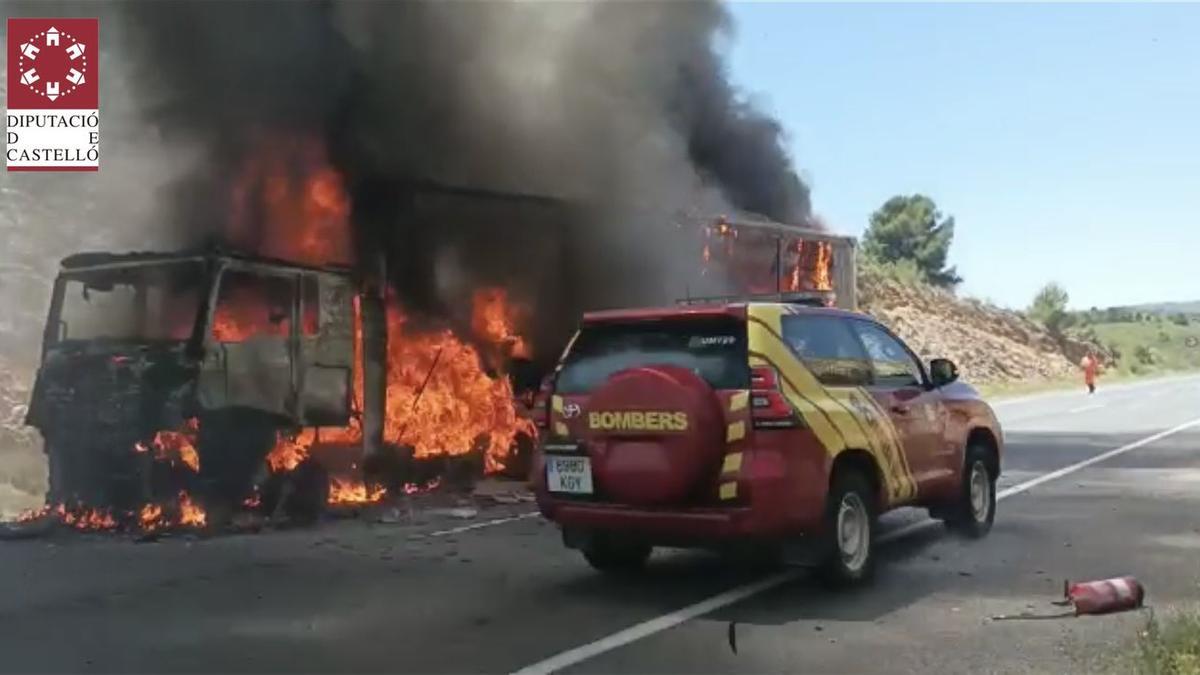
[817,470,876,586]
[944,443,996,538]
[583,534,652,574]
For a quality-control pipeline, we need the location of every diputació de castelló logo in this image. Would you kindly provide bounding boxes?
[6,17,99,171]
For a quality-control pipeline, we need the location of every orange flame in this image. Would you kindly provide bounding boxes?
[144,418,201,472]
[229,135,352,266]
[402,477,442,495]
[383,304,536,473]
[139,503,165,532]
[266,429,314,473]
[16,505,50,522]
[211,284,293,343]
[55,504,117,531]
[328,477,386,505]
[784,240,833,293]
[225,136,536,485]
[179,491,207,528]
[471,287,531,360]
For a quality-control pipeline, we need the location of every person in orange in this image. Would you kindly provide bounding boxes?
[1081,350,1100,394]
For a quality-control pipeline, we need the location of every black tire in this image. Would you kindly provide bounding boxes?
[583,535,652,574]
[817,470,876,586]
[945,443,996,538]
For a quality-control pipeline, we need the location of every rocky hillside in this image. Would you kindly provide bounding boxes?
[859,268,1097,385]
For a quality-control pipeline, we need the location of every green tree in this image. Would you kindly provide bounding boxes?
[862,195,962,288]
[1029,282,1071,335]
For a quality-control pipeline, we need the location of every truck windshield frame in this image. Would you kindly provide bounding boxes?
[51,259,209,345]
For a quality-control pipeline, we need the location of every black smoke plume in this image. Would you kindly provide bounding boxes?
[118,0,814,364]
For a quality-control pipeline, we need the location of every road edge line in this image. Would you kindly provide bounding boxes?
[509,571,801,675]
[429,511,539,537]
[509,416,1200,675]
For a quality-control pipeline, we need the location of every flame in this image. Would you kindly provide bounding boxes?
[136,493,205,532]
[266,429,314,473]
[697,220,835,297]
[784,240,833,293]
[55,504,117,531]
[383,304,536,473]
[211,284,292,343]
[225,136,535,487]
[179,491,207,528]
[16,505,50,522]
[139,503,165,532]
[328,477,386,505]
[229,135,352,266]
[402,477,442,495]
[144,418,201,472]
[471,287,530,360]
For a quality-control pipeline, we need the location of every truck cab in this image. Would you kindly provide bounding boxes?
[26,249,357,510]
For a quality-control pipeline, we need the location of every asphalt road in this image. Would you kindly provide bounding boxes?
[2,374,1200,674]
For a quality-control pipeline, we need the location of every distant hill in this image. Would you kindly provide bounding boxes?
[1122,301,1200,316]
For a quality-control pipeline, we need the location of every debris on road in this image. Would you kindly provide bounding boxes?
[433,507,479,520]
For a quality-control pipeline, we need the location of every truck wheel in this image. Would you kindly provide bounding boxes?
[583,534,652,574]
[817,470,876,586]
[945,443,996,539]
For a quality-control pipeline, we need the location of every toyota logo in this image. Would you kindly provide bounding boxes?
[562,403,582,419]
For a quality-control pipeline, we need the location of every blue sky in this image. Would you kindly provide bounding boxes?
[725,2,1200,310]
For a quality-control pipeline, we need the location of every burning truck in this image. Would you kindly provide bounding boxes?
[19,184,855,532]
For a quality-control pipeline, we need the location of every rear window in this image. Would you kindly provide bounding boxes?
[780,315,873,386]
[555,318,749,394]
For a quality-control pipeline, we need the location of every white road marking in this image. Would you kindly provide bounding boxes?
[1067,403,1105,414]
[509,416,1200,675]
[429,511,539,537]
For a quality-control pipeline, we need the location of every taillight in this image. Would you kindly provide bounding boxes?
[533,377,553,429]
[750,366,800,429]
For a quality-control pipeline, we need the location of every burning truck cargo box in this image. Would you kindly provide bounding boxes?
[695,215,858,310]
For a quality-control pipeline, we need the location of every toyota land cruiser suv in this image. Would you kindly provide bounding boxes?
[531,295,1003,584]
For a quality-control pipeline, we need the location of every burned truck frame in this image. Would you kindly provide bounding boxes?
[26,250,366,512]
[24,184,580,518]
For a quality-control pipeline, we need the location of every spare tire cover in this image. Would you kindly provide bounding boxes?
[583,364,725,506]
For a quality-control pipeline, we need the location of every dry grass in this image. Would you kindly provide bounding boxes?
[1123,611,1200,675]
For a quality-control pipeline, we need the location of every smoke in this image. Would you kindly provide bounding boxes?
[112,0,813,359]
[0,2,198,366]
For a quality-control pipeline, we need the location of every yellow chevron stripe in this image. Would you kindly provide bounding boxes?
[853,387,918,500]
[729,391,749,412]
[719,482,738,500]
[721,452,743,473]
[726,421,746,443]
[746,305,919,506]
[551,395,564,413]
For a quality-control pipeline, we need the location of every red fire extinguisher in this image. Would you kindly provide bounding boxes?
[992,576,1147,621]
[1065,576,1146,616]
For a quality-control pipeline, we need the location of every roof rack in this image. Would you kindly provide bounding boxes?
[675,290,834,307]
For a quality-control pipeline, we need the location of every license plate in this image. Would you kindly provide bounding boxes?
[546,455,593,494]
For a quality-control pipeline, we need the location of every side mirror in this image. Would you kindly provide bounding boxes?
[930,358,959,387]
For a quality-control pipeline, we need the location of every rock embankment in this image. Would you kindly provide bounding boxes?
[860,271,1100,385]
